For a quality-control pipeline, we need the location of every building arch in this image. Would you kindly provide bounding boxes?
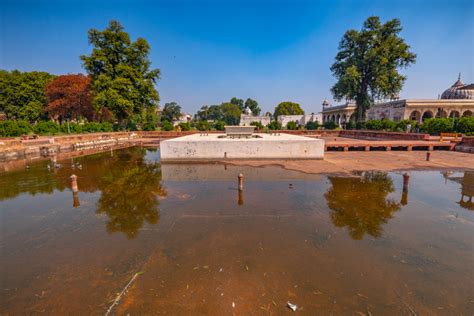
[336,114,341,124]
[449,110,460,118]
[435,109,448,118]
[462,110,473,117]
[349,113,356,122]
[422,110,434,121]
[341,114,347,123]
[409,110,421,122]
[331,114,336,122]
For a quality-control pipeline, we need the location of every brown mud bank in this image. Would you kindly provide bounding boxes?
[222,151,474,176]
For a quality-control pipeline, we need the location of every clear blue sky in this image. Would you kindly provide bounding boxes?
[1,0,473,114]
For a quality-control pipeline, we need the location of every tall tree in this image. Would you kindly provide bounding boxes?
[244,98,261,116]
[80,20,160,123]
[45,74,95,122]
[274,101,304,117]
[0,70,55,121]
[220,102,241,125]
[196,104,223,121]
[331,16,416,122]
[230,97,244,111]
[161,102,182,122]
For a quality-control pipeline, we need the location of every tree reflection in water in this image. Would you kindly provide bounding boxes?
[325,172,400,240]
[96,149,166,239]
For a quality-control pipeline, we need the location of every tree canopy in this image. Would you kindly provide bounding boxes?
[230,97,244,111]
[80,20,160,123]
[0,70,55,121]
[45,74,96,122]
[244,98,261,116]
[160,102,182,122]
[331,16,416,121]
[220,102,241,125]
[274,101,304,117]
[195,105,223,121]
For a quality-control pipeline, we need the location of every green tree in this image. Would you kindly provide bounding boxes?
[274,101,304,117]
[161,102,182,122]
[80,20,160,123]
[331,16,416,122]
[160,120,174,131]
[230,97,244,111]
[196,104,223,121]
[244,98,261,116]
[267,120,282,130]
[286,121,298,130]
[305,121,319,130]
[195,120,210,131]
[0,70,55,121]
[220,102,241,125]
[213,120,225,131]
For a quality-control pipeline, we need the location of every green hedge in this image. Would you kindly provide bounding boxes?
[362,117,474,135]
[0,120,113,137]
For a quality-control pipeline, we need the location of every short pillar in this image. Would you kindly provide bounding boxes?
[400,173,410,206]
[72,191,80,208]
[386,146,391,151]
[403,173,410,192]
[70,174,78,192]
[238,173,244,191]
[407,145,412,151]
[343,146,349,152]
[71,174,80,208]
[238,190,244,206]
[428,146,434,151]
[365,146,370,152]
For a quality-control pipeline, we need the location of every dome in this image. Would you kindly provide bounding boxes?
[441,74,474,99]
[322,98,330,107]
[243,106,253,115]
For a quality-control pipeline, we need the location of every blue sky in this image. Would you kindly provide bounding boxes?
[1,0,473,114]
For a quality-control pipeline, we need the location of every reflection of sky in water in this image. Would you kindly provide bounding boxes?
[0,148,473,315]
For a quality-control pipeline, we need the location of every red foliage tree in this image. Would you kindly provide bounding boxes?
[45,74,95,121]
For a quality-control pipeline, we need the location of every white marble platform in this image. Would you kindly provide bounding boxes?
[160,133,324,161]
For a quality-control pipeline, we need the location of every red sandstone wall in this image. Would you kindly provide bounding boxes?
[340,130,430,141]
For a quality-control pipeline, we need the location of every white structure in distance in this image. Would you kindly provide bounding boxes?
[239,106,322,127]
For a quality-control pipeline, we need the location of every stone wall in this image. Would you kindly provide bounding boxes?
[278,114,322,127]
[340,130,430,140]
[239,115,272,126]
[367,103,406,121]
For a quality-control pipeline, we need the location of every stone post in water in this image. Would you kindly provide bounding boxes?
[401,173,409,206]
[71,174,80,207]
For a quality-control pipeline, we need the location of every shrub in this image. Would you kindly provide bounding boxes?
[250,121,264,130]
[267,120,282,130]
[455,116,474,134]
[393,119,418,132]
[0,120,32,137]
[345,120,356,130]
[33,121,61,135]
[305,121,319,130]
[420,118,453,135]
[161,120,174,131]
[195,120,210,131]
[324,120,337,130]
[365,119,395,131]
[178,122,191,131]
[126,120,138,131]
[356,121,366,130]
[213,120,226,131]
[286,121,298,130]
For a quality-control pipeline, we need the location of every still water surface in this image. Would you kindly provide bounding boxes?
[0,147,473,315]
